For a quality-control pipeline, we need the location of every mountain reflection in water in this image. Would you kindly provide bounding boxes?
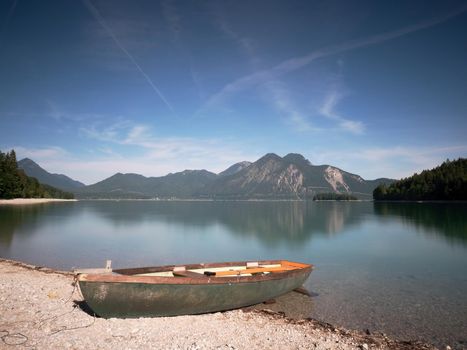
[0,200,466,348]
[1,200,465,250]
[6,201,370,246]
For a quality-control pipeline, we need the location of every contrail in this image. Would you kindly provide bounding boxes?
[202,4,467,110]
[83,0,177,116]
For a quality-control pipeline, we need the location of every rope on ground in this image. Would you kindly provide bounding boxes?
[36,276,79,328]
[36,303,78,329]
[0,275,94,346]
[48,312,96,336]
[0,330,28,346]
[63,276,78,303]
[38,277,97,336]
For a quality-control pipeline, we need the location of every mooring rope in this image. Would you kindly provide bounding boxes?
[0,274,95,346]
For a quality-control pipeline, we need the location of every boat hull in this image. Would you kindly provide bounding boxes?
[79,268,311,318]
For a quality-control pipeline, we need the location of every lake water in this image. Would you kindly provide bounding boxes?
[0,200,466,348]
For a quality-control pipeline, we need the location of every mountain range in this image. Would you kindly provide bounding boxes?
[18,153,393,199]
[17,158,85,191]
[195,153,392,199]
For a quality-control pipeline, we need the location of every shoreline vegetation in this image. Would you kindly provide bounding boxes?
[4,197,467,204]
[373,158,466,201]
[2,197,466,205]
[0,150,74,200]
[0,258,435,350]
[313,193,358,201]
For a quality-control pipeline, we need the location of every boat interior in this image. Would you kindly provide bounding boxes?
[75,260,311,278]
[132,260,309,278]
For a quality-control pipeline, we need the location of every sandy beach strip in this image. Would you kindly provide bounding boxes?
[0,198,78,205]
[0,259,436,350]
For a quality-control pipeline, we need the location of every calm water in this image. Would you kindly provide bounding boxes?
[1,201,466,348]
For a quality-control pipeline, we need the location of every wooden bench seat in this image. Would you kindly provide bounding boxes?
[172,269,207,278]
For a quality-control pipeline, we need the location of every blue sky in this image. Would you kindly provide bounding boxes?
[1,0,466,184]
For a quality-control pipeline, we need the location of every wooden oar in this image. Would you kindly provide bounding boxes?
[212,265,297,277]
[173,270,207,278]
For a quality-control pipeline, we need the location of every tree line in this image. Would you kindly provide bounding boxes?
[0,149,74,199]
[373,158,467,201]
[313,192,358,201]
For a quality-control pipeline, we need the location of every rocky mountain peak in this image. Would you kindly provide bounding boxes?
[20,152,394,199]
[258,153,282,162]
[219,161,252,177]
[283,153,311,166]
[18,157,35,165]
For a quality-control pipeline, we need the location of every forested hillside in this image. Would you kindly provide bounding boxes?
[18,158,84,191]
[0,150,74,199]
[373,158,467,201]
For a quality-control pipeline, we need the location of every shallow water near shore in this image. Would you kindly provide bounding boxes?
[0,200,466,348]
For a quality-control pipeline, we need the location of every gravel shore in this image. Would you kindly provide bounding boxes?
[0,198,77,205]
[0,259,436,349]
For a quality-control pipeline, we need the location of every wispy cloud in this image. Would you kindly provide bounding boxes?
[4,107,104,124]
[214,10,259,66]
[80,119,132,142]
[212,11,316,132]
[74,121,260,183]
[13,137,259,185]
[319,90,365,134]
[202,5,467,110]
[310,144,467,180]
[358,145,467,164]
[13,146,69,160]
[44,100,104,123]
[83,0,177,116]
[261,81,317,132]
[82,121,250,161]
[207,4,463,135]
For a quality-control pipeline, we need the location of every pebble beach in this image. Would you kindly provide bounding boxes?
[0,259,436,350]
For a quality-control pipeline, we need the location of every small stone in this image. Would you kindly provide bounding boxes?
[360,344,369,350]
[445,346,451,350]
[47,290,59,299]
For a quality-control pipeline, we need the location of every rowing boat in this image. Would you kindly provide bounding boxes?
[77,260,313,318]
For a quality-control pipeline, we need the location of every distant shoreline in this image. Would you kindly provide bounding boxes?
[0,198,78,205]
[3,198,464,205]
[75,198,374,202]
